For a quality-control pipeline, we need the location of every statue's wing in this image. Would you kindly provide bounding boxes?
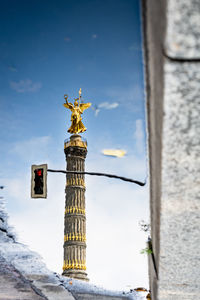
[63,102,74,111]
[80,102,91,113]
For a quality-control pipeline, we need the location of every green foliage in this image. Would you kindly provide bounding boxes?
[140,247,153,255]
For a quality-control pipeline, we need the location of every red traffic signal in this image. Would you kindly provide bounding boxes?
[36,169,42,177]
[31,164,47,198]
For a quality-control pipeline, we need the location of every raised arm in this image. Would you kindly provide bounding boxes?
[63,94,74,110]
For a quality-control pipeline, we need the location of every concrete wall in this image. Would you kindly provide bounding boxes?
[142,0,200,299]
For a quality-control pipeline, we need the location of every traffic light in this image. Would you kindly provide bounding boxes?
[31,164,47,198]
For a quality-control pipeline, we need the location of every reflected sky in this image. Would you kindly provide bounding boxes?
[0,0,149,291]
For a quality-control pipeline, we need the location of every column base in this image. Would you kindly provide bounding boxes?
[62,269,89,281]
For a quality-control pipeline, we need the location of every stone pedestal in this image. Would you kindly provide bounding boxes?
[62,134,88,281]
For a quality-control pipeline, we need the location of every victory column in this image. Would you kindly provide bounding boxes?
[62,89,91,281]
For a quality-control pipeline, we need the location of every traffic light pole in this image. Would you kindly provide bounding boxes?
[47,169,145,186]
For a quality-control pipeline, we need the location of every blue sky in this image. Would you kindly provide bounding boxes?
[0,0,149,291]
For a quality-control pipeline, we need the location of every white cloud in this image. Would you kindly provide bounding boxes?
[105,85,144,112]
[134,119,145,154]
[6,164,66,272]
[11,136,51,162]
[102,149,126,158]
[64,36,71,42]
[94,108,100,116]
[3,178,30,202]
[8,64,17,72]
[128,44,141,51]
[92,102,119,116]
[10,79,42,93]
[92,34,98,39]
[98,102,119,109]
[86,174,149,290]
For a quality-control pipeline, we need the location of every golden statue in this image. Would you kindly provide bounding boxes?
[63,88,91,134]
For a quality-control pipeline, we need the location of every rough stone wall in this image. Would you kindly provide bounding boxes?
[142,0,166,298]
[142,0,200,299]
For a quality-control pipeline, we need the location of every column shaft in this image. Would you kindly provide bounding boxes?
[62,134,88,281]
